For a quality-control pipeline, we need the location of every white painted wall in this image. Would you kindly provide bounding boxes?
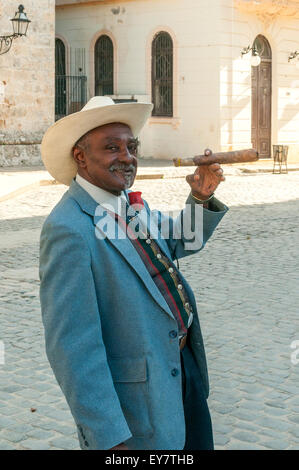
[56,0,299,162]
[220,0,299,161]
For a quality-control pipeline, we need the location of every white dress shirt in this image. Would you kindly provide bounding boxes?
[75,173,128,216]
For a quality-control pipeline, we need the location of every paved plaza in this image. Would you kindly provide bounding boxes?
[0,168,299,450]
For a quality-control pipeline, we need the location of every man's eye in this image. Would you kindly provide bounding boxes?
[128,145,138,153]
[107,145,119,151]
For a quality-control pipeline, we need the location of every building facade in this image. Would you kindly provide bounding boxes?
[0,0,55,166]
[1,0,298,166]
[55,0,299,163]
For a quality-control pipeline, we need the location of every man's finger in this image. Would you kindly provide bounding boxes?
[207,163,221,171]
[214,169,224,177]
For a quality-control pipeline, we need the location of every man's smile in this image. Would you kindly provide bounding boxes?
[109,164,136,188]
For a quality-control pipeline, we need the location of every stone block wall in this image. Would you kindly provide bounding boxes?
[0,0,55,166]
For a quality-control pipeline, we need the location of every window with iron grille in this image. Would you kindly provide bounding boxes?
[95,35,114,96]
[152,32,173,117]
[55,38,66,118]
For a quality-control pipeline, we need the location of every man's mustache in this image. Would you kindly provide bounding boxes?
[109,163,135,172]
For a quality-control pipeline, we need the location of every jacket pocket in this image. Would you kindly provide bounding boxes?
[107,356,154,439]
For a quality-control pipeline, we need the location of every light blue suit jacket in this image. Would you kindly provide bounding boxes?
[39,179,228,450]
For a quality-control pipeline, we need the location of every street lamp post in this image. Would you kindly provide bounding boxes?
[0,5,31,56]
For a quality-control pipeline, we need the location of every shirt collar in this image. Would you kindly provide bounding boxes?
[75,173,128,216]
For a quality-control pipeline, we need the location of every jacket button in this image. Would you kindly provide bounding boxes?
[171,368,179,377]
[169,330,177,339]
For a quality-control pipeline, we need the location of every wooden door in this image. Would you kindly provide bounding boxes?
[251,37,272,158]
[251,65,258,152]
[251,61,272,158]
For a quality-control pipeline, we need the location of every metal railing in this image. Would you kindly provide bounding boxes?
[55,75,87,121]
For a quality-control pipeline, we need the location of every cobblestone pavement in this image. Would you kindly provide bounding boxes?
[0,171,299,450]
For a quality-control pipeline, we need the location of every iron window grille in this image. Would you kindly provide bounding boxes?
[55,75,87,121]
[55,39,87,120]
[95,35,114,96]
[152,32,173,117]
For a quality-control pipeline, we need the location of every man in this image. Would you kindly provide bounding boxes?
[39,97,228,450]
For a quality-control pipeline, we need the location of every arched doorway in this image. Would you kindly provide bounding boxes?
[94,35,114,96]
[251,35,272,158]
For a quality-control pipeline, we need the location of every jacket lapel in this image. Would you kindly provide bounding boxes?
[67,179,175,321]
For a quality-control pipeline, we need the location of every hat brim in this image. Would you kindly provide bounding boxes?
[41,102,153,186]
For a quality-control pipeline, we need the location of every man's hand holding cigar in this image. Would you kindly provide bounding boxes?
[174,147,259,204]
[185,148,226,203]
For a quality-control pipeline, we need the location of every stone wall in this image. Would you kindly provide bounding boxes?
[0,0,55,166]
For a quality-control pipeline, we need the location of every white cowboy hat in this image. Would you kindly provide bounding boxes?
[41,96,153,186]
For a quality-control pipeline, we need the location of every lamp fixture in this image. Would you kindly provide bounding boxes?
[288,51,299,69]
[288,51,298,62]
[241,45,261,67]
[0,5,31,56]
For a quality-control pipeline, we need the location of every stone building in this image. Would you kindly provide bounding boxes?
[0,0,55,166]
[55,0,299,163]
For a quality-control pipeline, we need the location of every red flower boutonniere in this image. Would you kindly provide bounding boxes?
[128,191,144,209]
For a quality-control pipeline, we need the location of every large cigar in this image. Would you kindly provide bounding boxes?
[173,149,259,166]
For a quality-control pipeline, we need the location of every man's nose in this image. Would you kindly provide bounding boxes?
[118,146,135,163]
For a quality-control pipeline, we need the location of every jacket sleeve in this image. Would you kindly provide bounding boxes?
[147,194,228,260]
[39,221,132,450]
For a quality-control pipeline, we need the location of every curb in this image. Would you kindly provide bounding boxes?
[0,179,62,203]
[0,174,165,202]
[136,174,164,180]
[1,167,298,203]
[240,168,299,174]
[0,181,41,203]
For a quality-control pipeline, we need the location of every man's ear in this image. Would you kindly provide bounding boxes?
[73,146,87,169]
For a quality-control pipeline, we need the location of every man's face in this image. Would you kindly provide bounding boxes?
[73,123,138,195]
